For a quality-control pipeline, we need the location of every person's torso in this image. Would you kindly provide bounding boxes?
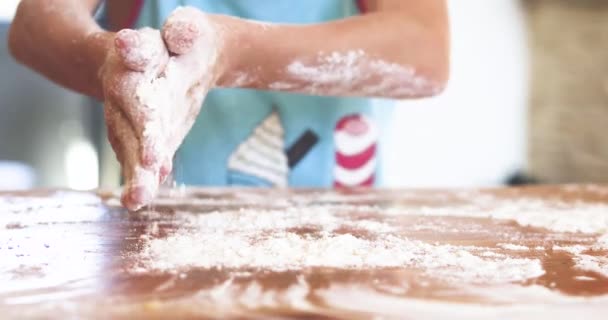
[128,0,394,187]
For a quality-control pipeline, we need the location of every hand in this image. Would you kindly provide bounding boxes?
[97,7,222,211]
[97,28,169,210]
[157,6,224,155]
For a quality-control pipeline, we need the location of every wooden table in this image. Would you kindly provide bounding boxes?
[1,186,607,319]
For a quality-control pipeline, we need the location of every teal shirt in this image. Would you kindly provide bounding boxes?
[132,0,394,187]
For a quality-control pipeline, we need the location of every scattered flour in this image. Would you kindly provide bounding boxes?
[552,245,587,255]
[111,188,608,236]
[498,243,530,251]
[552,245,608,277]
[224,72,254,87]
[370,195,608,234]
[135,207,544,284]
[0,192,101,213]
[574,255,608,278]
[594,233,608,250]
[0,192,104,230]
[127,188,608,284]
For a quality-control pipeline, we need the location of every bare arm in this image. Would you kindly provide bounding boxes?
[7,0,450,211]
[9,0,449,101]
[9,0,171,210]
[202,0,450,98]
[8,0,108,99]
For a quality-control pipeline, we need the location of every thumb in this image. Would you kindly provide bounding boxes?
[162,7,203,55]
[114,28,168,72]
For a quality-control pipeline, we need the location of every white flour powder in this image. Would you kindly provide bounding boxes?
[271,50,442,97]
[131,188,608,283]
[135,207,544,284]
[553,245,608,277]
[0,192,104,230]
[498,243,530,251]
[371,194,608,234]
[594,233,608,250]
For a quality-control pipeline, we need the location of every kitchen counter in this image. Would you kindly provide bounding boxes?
[1,186,607,319]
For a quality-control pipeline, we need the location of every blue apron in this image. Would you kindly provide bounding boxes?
[132,0,394,187]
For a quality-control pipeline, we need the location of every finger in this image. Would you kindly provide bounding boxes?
[162,7,202,55]
[114,89,163,172]
[111,80,161,168]
[105,120,123,164]
[104,101,127,165]
[115,28,168,72]
[121,166,158,211]
[140,128,164,170]
[105,104,139,178]
[114,29,148,71]
[118,29,169,169]
[105,70,163,170]
[137,27,170,73]
[161,91,205,170]
[104,69,145,121]
[105,100,158,211]
[159,157,173,185]
[110,114,160,211]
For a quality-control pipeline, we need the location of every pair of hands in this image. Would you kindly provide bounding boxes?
[96,8,220,210]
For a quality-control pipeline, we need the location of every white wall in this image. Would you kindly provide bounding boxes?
[384,0,529,188]
[0,0,19,21]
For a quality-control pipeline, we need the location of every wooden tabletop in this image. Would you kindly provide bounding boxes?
[1,186,607,319]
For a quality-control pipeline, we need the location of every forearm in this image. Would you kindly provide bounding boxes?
[8,0,108,99]
[214,10,449,99]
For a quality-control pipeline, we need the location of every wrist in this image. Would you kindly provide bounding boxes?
[207,14,262,88]
[204,14,237,88]
[83,31,115,100]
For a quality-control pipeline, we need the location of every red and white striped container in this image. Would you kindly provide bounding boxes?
[334,114,377,188]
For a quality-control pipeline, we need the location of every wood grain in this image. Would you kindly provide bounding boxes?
[1,185,607,319]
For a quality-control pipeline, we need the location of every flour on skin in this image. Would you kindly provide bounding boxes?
[270,50,443,98]
[108,8,221,210]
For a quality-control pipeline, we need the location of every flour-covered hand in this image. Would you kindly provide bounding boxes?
[158,6,223,161]
[99,8,222,211]
[98,28,169,210]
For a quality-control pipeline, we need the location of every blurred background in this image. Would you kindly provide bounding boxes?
[0,0,606,190]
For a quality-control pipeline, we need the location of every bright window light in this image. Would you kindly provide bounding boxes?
[65,140,99,190]
[0,0,20,22]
